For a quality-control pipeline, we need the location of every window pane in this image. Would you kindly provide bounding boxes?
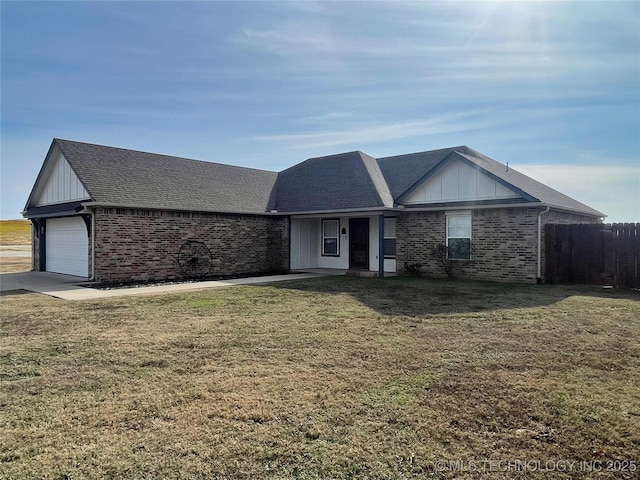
[447,215,471,237]
[448,215,470,228]
[383,238,396,257]
[324,238,338,255]
[384,217,396,238]
[324,220,338,238]
[322,219,339,256]
[448,238,471,260]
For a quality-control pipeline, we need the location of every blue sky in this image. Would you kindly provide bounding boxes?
[1,0,639,221]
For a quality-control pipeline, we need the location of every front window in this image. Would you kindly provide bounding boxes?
[383,217,396,258]
[446,214,471,260]
[322,219,340,256]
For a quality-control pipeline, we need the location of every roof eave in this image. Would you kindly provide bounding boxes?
[279,206,399,216]
[541,203,606,219]
[80,201,276,217]
[398,200,540,212]
[22,200,88,219]
[397,200,604,218]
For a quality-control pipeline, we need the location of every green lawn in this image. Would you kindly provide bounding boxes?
[1,276,639,479]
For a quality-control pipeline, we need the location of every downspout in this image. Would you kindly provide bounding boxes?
[537,206,550,283]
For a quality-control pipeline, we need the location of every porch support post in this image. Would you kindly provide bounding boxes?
[378,214,385,278]
[39,218,46,271]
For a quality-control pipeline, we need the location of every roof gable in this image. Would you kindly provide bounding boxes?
[24,142,92,211]
[401,154,524,204]
[379,146,603,217]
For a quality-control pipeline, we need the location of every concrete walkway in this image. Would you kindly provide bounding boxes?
[0,271,325,301]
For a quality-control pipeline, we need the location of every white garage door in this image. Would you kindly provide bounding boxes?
[46,217,89,277]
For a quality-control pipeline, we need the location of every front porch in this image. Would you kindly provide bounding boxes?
[289,213,397,277]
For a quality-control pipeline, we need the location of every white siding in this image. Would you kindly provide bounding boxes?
[369,216,396,273]
[291,215,396,273]
[290,218,319,269]
[458,161,477,199]
[318,217,348,269]
[404,158,520,204]
[441,161,459,200]
[35,151,90,206]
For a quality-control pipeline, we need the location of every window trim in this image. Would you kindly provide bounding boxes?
[446,213,472,260]
[321,218,340,257]
[383,216,396,259]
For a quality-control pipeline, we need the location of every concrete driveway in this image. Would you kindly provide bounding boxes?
[0,271,321,301]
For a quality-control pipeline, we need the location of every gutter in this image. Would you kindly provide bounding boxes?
[279,207,397,217]
[537,205,550,283]
[80,201,279,217]
[398,202,537,213]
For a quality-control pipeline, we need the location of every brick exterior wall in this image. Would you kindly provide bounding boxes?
[397,207,602,283]
[93,208,289,284]
[31,206,599,284]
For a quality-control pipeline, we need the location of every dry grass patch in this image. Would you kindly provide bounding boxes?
[0,220,30,245]
[1,220,31,272]
[1,277,639,479]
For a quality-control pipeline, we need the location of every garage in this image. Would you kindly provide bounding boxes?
[46,217,89,277]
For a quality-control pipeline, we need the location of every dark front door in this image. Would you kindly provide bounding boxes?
[349,218,369,269]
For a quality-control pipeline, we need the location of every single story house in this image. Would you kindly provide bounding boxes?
[23,138,604,283]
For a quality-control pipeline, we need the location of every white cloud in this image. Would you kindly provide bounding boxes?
[302,112,355,123]
[234,0,637,88]
[516,164,640,223]
[249,112,488,150]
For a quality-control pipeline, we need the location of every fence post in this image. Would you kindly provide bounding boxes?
[602,227,614,287]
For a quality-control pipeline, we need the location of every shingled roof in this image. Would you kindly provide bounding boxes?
[47,139,278,214]
[273,151,393,213]
[378,146,603,216]
[453,149,605,216]
[24,138,604,218]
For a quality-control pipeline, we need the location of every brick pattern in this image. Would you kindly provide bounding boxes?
[31,206,599,284]
[397,208,601,283]
[93,208,289,283]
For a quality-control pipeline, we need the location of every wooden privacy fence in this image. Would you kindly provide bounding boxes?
[545,223,639,289]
